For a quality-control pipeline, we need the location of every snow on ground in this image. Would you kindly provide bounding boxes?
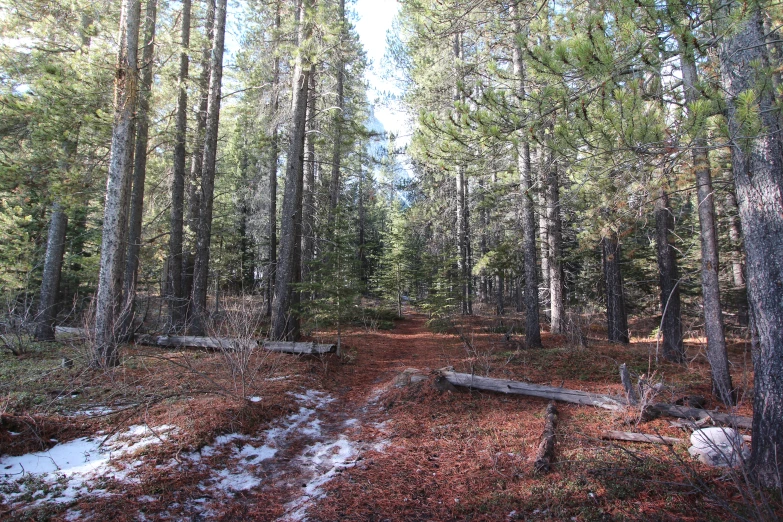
[2,388,390,520]
[0,425,176,507]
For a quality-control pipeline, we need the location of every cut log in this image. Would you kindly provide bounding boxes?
[601,430,685,445]
[534,401,558,473]
[438,371,627,411]
[650,403,752,430]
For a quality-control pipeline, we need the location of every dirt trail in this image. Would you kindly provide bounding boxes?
[267,313,465,521]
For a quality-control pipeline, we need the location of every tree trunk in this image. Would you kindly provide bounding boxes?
[654,190,685,363]
[720,5,783,488]
[183,0,215,323]
[546,153,564,334]
[602,233,628,344]
[301,69,317,287]
[537,147,550,319]
[327,0,346,217]
[679,33,735,405]
[725,191,745,288]
[271,0,311,341]
[93,0,141,366]
[121,0,157,340]
[35,204,68,341]
[496,271,504,316]
[168,0,191,329]
[511,1,541,347]
[190,0,227,336]
[266,3,281,318]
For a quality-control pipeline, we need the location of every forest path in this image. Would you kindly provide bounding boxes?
[268,312,466,521]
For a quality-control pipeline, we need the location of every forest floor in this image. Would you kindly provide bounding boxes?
[0,307,780,521]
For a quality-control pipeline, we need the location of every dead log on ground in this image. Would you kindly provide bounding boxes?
[650,403,752,430]
[135,335,257,350]
[438,370,627,411]
[263,341,335,354]
[55,326,88,339]
[534,402,558,473]
[601,430,685,445]
[134,334,335,354]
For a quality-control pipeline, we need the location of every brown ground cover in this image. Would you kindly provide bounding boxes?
[0,308,777,521]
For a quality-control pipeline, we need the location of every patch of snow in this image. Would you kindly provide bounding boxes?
[248,396,263,403]
[343,418,359,427]
[0,424,176,508]
[284,436,359,521]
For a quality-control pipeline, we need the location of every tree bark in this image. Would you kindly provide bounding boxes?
[511,1,541,347]
[183,0,215,323]
[190,0,227,336]
[271,0,312,341]
[719,5,783,488]
[168,0,191,329]
[546,152,564,334]
[655,190,685,363]
[327,0,346,217]
[93,0,141,366]
[121,0,157,340]
[266,3,281,318]
[679,32,735,405]
[301,69,317,287]
[602,233,629,344]
[533,402,558,474]
[35,204,68,341]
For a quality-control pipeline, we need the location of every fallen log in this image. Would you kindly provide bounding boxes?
[134,334,335,355]
[601,430,685,445]
[55,326,88,339]
[438,371,627,411]
[263,341,335,355]
[650,403,752,430]
[135,334,257,350]
[534,402,558,473]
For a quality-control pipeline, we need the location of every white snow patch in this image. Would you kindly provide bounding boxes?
[248,396,263,403]
[265,375,291,382]
[0,425,176,507]
[284,436,359,521]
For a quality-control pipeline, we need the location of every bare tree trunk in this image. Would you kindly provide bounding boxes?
[35,204,68,341]
[301,69,317,287]
[168,0,191,329]
[266,3,281,318]
[511,1,541,347]
[93,0,141,367]
[725,191,746,288]
[183,0,215,323]
[121,0,158,340]
[271,0,311,341]
[679,33,734,405]
[655,189,685,362]
[327,0,345,217]
[720,5,783,488]
[496,271,504,316]
[537,147,550,319]
[190,0,227,336]
[602,233,628,344]
[546,153,564,334]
